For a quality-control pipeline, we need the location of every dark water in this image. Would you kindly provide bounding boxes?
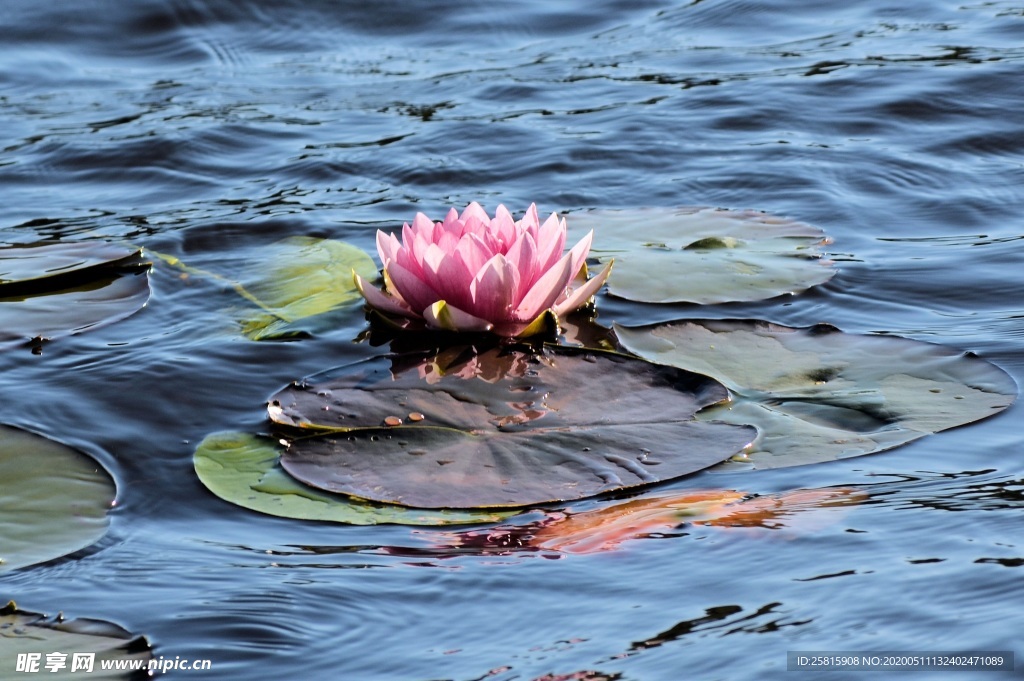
[3,0,1024,679]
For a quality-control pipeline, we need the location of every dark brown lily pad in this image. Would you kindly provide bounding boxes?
[0,242,145,296]
[616,319,1017,468]
[268,346,756,508]
[0,242,150,345]
[0,272,151,345]
[193,431,516,525]
[0,601,152,678]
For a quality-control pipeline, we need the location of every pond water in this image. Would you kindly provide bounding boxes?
[3,0,1024,679]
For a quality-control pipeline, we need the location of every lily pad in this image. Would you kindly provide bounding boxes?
[570,207,835,304]
[0,425,115,573]
[0,241,145,296]
[0,272,151,346]
[153,236,376,340]
[0,601,152,678]
[268,346,757,508]
[194,431,516,525]
[0,242,150,345]
[616,320,1017,468]
[236,236,378,340]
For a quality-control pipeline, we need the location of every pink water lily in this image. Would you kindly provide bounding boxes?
[354,203,613,336]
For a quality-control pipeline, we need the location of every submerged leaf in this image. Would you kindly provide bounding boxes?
[0,425,115,573]
[153,236,376,340]
[268,346,756,508]
[0,602,152,678]
[570,207,835,304]
[616,319,1017,468]
[193,431,515,525]
[238,236,377,339]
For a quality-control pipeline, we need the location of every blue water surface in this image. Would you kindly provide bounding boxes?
[2,1,1023,679]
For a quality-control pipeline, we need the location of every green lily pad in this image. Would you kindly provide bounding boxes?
[570,207,835,304]
[616,320,1017,469]
[194,431,516,525]
[153,236,376,340]
[236,236,378,340]
[0,602,152,678]
[0,242,145,296]
[269,346,757,508]
[0,425,115,573]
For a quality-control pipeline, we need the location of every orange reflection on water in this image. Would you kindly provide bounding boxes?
[528,486,865,554]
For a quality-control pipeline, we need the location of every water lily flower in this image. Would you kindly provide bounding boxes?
[354,203,613,336]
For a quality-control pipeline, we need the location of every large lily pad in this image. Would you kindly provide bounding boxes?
[570,207,835,304]
[268,346,756,508]
[0,602,152,678]
[153,236,376,340]
[616,320,1017,468]
[0,425,115,573]
[194,431,515,525]
[0,242,150,345]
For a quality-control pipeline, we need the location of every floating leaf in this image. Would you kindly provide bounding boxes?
[153,236,376,340]
[269,346,756,508]
[193,431,515,525]
[570,207,835,304]
[0,242,150,345]
[0,601,152,678]
[0,425,115,573]
[0,242,144,296]
[616,320,1017,468]
[0,273,151,346]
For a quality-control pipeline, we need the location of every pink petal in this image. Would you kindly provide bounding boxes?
[354,273,417,318]
[469,254,519,322]
[520,203,541,235]
[411,213,434,238]
[386,260,442,314]
[420,243,474,311]
[535,212,567,272]
[553,259,613,316]
[442,207,461,228]
[512,251,575,321]
[455,233,493,278]
[394,242,426,280]
[436,229,460,254]
[492,205,518,251]
[503,230,539,304]
[423,301,494,333]
[410,230,434,270]
[375,230,401,266]
[566,229,594,279]
[462,215,488,241]
[461,202,490,224]
[439,212,465,240]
